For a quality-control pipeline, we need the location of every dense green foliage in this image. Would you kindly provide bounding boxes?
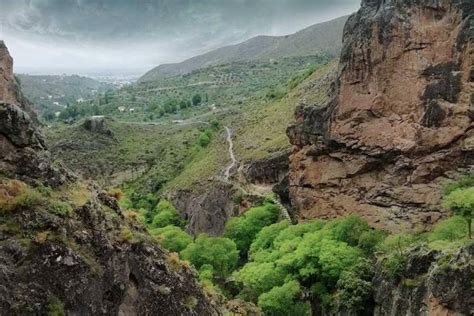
[258,280,309,315]
[224,203,280,257]
[443,187,473,238]
[180,234,239,278]
[119,179,472,315]
[149,225,193,252]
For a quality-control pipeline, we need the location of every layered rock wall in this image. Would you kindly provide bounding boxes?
[287,0,474,232]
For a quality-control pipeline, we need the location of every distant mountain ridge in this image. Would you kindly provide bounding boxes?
[139,15,348,82]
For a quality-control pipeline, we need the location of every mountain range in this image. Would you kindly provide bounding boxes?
[139,15,348,82]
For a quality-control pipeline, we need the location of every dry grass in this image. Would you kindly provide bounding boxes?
[0,179,42,212]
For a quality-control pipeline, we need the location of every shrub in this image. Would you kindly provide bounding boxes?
[443,173,474,195]
[0,179,42,212]
[149,225,192,252]
[380,234,417,255]
[324,215,371,246]
[108,188,124,200]
[120,227,134,242]
[151,210,184,228]
[46,296,65,316]
[443,187,474,239]
[198,132,211,147]
[181,234,239,277]
[166,252,185,273]
[358,229,386,254]
[335,260,374,311]
[383,253,406,279]
[48,200,73,217]
[428,216,468,242]
[192,94,202,106]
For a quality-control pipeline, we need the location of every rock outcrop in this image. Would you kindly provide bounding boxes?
[373,243,474,315]
[0,42,221,315]
[287,0,474,232]
[82,116,115,138]
[0,42,71,187]
[169,181,238,236]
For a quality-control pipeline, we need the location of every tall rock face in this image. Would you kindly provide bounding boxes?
[0,42,221,315]
[0,41,70,187]
[287,1,473,232]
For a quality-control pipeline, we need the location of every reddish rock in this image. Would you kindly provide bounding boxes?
[287,0,473,232]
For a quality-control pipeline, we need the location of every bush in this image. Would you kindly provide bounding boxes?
[149,200,185,229]
[358,230,386,254]
[0,179,42,212]
[383,253,406,279]
[151,210,184,228]
[428,216,468,242]
[443,187,474,238]
[149,225,192,252]
[46,296,65,316]
[335,260,374,311]
[120,227,134,242]
[257,280,309,316]
[224,203,280,257]
[324,215,372,246]
[197,129,212,148]
[192,94,202,106]
[443,173,474,195]
[108,188,124,200]
[181,234,239,277]
[48,200,73,217]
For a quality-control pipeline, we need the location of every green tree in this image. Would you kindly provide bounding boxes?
[335,259,374,312]
[192,94,202,106]
[234,261,286,301]
[224,203,280,257]
[181,234,239,277]
[428,216,468,242]
[443,187,474,238]
[149,225,192,252]
[198,132,211,147]
[257,280,309,316]
[151,209,184,228]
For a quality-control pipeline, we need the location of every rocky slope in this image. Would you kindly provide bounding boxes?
[287,0,474,232]
[373,244,473,316]
[0,41,221,315]
[140,16,347,82]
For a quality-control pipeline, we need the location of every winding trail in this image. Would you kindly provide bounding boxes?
[222,126,292,222]
[224,126,236,181]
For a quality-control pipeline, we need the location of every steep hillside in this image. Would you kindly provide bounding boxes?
[140,15,347,82]
[16,74,115,117]
[0,41,222,315]
[287,0,474,232]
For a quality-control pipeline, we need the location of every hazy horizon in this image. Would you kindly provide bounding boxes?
[0,0,360,75]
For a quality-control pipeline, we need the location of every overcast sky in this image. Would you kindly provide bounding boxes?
[0,0,360,74]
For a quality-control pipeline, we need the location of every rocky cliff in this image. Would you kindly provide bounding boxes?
[373,243,473,316]
[287,0,474,232]
[0,42,220,315]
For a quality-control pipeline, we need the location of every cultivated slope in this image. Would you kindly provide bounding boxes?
[139,15,347,82]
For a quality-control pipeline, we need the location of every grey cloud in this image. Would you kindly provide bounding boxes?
[0,0,360,72]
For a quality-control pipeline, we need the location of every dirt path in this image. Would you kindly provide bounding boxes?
[224,126,236,181]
